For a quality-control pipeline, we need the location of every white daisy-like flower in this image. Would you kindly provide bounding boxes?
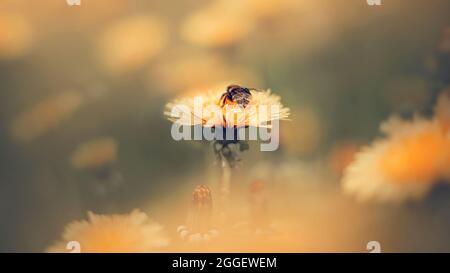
[164,87,290,129]
[47,210,169,253]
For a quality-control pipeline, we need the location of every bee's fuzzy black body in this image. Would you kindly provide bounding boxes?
[219,84,253,108]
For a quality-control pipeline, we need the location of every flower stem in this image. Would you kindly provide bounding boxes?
[219,157,231,223]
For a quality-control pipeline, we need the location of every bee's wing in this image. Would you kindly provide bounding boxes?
[247,87,264,93]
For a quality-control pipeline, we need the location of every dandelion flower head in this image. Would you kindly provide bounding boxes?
[165,87,290,128]
[342,106,450,203]
[47,210,169,253]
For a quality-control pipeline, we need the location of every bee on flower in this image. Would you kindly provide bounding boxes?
[165,85,289,127]
[165,84,289,220]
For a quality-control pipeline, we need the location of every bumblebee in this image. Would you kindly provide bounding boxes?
[219,84,259,108]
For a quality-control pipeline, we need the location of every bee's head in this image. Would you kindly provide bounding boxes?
[227,84,261,94]
[226,84,242,93]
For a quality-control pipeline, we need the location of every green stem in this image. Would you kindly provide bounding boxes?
[219,157,231,223]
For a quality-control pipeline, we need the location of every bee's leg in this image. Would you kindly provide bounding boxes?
[240,97,250,108]
[219,93,228,107]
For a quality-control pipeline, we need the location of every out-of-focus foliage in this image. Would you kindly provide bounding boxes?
[0,0,449,252]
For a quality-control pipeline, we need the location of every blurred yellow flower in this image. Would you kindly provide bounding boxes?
[180,0,303,48]
[0,12,34,59]
[47,210,169,253]
[165,88,289,128]
[96,15,167,73]
[11,92,83,142]
[343,111,450,203]
[181,1,255,47]
[380,118,449,184]
[70,137,118,170]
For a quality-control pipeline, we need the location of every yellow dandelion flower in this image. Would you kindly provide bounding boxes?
[165,87,289,128]
[70,137,118,170]
[181,1,255,47]
[343,116,450,203]
[0,12,33,59]
[96,15,167,74]
[47,210,169,253]
[11,92,83,142]
[380,118,449,184]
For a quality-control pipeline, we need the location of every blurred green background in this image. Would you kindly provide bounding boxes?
[0,0,449,252]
